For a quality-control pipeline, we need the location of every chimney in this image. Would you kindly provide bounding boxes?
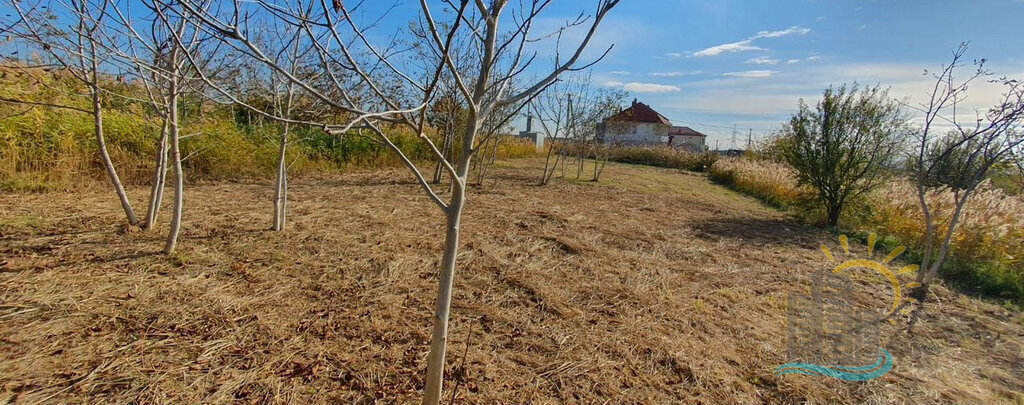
[632,98,638,106]
[526,115,533,132]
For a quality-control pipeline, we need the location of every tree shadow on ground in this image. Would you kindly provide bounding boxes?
[690,217,823,249]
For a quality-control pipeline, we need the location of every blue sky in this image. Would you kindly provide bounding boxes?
[528,0,1024,148]
[9,0,1020,148]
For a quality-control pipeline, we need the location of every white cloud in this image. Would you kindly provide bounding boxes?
[610,70,630,75]
[605,81,682,93]
[786,56,819,65]
[692,40,764,57]
[722,70,777,78]
[752,26,811,39]
[746,56,780,65]
[651,71,701,77]
[665,52,683,59]
[857,24,867,30]
[624,82,682,93]
[652,61,1024,132]
[692,26,811,57]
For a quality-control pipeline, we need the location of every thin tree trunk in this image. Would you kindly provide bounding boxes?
[423,187,463,401]
[272,123,289,231]
[154,146,168,218]
[826,203,841,227]
[544,141,567,184]
[433,129,452,184]
[540,138,558,185]
[576,140,585,179]
[423,112,479,405]
[914,185,936,286]
[919,187,974,292]
[561,96,572,179]
[282,165,288,228]
[90,61,139,226]
[475,136,499,187]
[144,119,170,230]
[559,143,567,178]
[593,143,608,181]
[164,73,183,254]
[488,136,498,164]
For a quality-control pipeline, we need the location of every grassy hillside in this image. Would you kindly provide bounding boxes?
[1,160,1021,403]
[0,66,538,192]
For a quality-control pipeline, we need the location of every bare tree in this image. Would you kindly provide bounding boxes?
[267,14,313,231]
[5,0,140,225]
[908,43,1024,304]
[473,92,527,186]
[534,70,623,183]
[138,0,220,253]
[589,88,627,181]
[535,73,588,185]
[99,2,181,232]
[535,99,568,185]
[156,1,619,403]
[567,80,625,181]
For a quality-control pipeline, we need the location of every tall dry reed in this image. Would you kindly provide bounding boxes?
[710,157,1024,300]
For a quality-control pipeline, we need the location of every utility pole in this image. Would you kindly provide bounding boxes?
[747,128,752,151]
[731,124,737,150]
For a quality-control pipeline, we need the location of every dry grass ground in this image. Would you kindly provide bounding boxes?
[1,159,1022,404]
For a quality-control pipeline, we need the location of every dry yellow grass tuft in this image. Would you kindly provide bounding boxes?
[1,159,1022,403]
[710,157,1024,299]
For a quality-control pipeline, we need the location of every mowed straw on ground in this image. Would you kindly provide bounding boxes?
[1,159,1022,404]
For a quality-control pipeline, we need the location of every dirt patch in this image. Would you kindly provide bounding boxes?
[1,159,1022,404]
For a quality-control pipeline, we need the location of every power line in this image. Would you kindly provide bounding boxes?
[664,117,779,134]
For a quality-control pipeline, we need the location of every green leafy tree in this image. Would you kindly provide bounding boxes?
[780,84,907,226]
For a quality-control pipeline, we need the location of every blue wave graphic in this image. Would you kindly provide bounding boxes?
[774,348,893,381]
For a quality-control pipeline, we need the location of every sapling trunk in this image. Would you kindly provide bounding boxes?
[144,120,169,230]
[915,186,973,298]
[593,143,608,181]
[559,142,567,178]
[489,137,498,164]
[90,59,139,226]
[576,140,585,179]
[422,186,464,405]
[164,73,183,254]
[272,122,290,231]
[544,141,567,184]
[433,129,452,184]
[422,112,480,405]
[282,166,288,228]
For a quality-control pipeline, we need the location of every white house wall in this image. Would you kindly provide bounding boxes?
[606,122,669,146]
[674,135,706,150]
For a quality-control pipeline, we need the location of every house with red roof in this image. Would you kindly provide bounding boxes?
[666,125,708,152]
[598,99,707,151]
